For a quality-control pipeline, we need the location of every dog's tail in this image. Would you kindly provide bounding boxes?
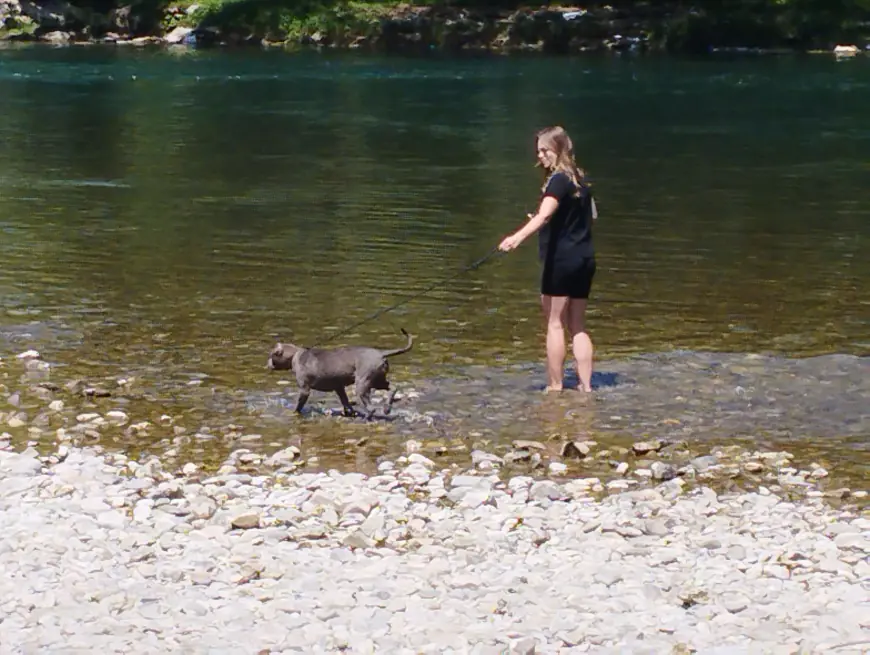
[381,328,414,358]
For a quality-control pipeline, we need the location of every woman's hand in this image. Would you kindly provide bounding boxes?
[499,233,523,252]
[500,207,553,252]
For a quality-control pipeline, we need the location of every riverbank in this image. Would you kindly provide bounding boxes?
[3,345,869,499]
[1,442,868,653]
[1,0,868,55]
[2,340,869,649]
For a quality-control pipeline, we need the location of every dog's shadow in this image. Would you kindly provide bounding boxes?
[322,407,397,422]
[259,394,395,422]
[296,400,399,422]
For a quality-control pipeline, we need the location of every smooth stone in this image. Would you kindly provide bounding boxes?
[643,519,671,536]
[450,475,491,489]
[726,545,747,560]
[632,441,663,455]
[529,481,565,501]
[721,593,749,614]
[230,513,260,530]
[651,462,678,481]
[691,456,719,471]
[1,454,43,476]
[594,569,623,586]
[834,533,868,552]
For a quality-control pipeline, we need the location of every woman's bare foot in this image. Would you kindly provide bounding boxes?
[544,385,564,394]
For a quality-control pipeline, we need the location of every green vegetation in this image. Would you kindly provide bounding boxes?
[649,0,870,52]
[182,0,391,44]
[172,0,870,51]
[2,0,869,52]
[0,11,37,37]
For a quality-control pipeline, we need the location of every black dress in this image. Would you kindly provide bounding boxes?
[537,172,596,299]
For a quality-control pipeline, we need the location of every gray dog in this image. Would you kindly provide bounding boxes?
[266,328,414,419]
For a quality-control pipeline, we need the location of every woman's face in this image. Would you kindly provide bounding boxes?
[536,139,557,169]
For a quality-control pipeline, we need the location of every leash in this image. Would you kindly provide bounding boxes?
[314,242,752,347]
[316,245,504,346]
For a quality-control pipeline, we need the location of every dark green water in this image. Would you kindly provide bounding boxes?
[0,47,868,479]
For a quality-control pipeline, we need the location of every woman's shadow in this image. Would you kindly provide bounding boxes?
[571,370,620,390]
[530,369,621,392]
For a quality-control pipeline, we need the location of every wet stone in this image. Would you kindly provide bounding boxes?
[633,441,664,456]
[691,455,719,471]
[561,441,590,459]
[651,462,678,481]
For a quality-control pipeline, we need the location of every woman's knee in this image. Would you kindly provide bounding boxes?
[567,298,587,334]
[543,294,567,313]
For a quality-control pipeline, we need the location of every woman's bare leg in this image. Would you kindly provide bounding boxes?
[541,294,569,391]
[567,298,594,392]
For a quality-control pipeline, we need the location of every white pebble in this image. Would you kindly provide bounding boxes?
[0,445,863,655]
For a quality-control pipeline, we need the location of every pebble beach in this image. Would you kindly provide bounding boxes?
[2,437,868,654]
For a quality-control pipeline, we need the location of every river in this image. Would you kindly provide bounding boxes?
[1,46,867,482]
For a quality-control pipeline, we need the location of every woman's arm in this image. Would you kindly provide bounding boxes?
[498,196,559,251]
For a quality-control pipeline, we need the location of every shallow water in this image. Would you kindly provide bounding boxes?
[240,351,870,477]
[0,47,868,481]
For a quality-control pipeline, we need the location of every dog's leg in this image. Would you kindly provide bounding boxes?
[355,380,376,420]
[335,387,355,417]
[382,388,399,416]
[295,387,311,414]
[369,371,395,418]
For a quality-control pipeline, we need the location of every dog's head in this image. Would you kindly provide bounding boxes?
[266,342,300,371]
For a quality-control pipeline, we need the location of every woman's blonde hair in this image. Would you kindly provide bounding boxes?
[536,125,587,194]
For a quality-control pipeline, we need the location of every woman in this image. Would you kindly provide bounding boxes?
[498,125,597,393]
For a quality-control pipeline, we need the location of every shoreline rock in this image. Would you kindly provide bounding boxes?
[2,0,868,56]
[1,443,868,652]
[1,345,868,505]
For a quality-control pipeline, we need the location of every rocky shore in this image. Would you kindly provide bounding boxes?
[3,347,869,503]
[2,350,870,653]
[1,0,868,54]
[2,439,869,653]
[1,340,869,652]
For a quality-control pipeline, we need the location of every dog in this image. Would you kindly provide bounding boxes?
[266,328,414,419]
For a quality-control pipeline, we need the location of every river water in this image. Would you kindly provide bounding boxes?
[0,47,867,480]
